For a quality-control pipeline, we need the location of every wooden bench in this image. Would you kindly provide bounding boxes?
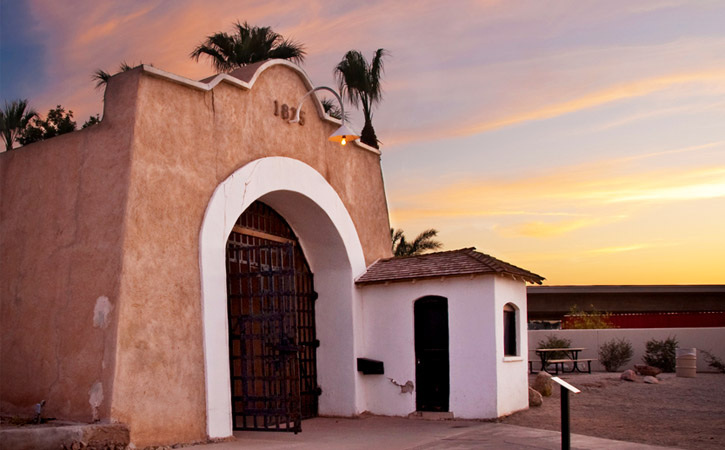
[546,358,596,375]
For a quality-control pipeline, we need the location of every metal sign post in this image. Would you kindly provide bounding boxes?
[551,377,581,450]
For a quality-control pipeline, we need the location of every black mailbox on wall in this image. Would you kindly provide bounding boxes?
[357,358,384,375]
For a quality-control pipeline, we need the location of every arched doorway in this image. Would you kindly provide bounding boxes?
[200,157,367,439]
[226,201,319,432]
[414,296,449,412]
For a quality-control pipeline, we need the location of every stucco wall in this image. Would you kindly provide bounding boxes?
[528,328,725,373]
[493,277,529,416]
[0,71,140,423]
[359,275,529,419]
[1,61,393,447]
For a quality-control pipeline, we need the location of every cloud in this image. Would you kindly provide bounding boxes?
[383,68,725,147]
[74,5,156,47]
[388,146,725,240]
[586,99,725,133]
[499,218,603,238]
[589,244,649,254]
[572,167,725,204]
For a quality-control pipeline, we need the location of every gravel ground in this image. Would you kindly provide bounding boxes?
[500,371,725,449]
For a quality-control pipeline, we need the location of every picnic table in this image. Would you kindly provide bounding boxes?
[530,348,594,375]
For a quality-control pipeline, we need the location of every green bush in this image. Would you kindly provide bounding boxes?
[537,334,572,359]
[642,336,678,372]
[598,338,633,372]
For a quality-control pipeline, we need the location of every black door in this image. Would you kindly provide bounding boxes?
[414,296,450,412]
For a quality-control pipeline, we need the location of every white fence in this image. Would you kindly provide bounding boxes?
[528,327,725,373]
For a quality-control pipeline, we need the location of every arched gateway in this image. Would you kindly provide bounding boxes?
[200,157,367,439]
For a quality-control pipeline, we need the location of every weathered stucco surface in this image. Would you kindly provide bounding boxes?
[0,71,141,424]
[1,61,392,447]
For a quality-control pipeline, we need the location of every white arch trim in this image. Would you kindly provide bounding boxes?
[199,157,367,438]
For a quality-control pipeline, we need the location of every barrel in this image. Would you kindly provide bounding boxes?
[676,347,697,378]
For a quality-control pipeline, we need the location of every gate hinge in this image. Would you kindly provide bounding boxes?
[311,291,319,301]
[313,386,322,396]
[313,339,320,348]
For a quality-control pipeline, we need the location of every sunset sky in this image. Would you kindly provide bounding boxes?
[2,1,724,285]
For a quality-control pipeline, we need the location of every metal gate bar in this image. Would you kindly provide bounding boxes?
[227,236,318,432]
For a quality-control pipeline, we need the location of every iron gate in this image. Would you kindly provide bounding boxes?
[226,209,319,432]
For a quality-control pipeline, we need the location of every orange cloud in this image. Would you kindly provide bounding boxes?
[75,5,155,46]
[589,244,649,254]
[384,70,725,147]
[388,152,725,239]
[500,218,603,238]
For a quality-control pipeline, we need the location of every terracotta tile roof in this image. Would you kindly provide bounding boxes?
[355,248,544,285]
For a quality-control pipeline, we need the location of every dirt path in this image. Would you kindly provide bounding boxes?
[500,372,725,449]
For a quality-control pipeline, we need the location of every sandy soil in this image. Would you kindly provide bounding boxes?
[500,371,725,449]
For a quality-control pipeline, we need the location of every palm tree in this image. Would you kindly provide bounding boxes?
[334,49,387,148]
[190,21,305,72]
[391,228,443,257]
[1,99,38,151]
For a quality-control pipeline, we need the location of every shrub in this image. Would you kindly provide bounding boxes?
[598,338,633,372]
[537,334,572,359]
[642,336,678,372]
[701,350,725,373]
[564,304,615,329]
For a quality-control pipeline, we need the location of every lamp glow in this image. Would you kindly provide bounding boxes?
[328,124,358,145]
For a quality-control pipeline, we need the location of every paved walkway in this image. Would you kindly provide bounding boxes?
[190,416,676,450]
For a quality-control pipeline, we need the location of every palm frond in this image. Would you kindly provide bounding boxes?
[93,69,112,89]
[368,48,388,103]
[93,62,143,89]
[1,99,38,150]
[191,21,305,71]
[391,228,442,257]
[409,229,442,254]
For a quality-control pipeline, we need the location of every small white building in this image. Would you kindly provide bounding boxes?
[356,248,543,419]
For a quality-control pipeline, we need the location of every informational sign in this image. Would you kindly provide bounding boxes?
[551,377,581,394]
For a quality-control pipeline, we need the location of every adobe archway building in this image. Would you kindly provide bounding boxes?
[0,61,542,447]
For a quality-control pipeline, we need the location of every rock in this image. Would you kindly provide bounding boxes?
[643,376,659,384]
[532,371,553,397]
[529,386,543,407]
[620,369,638,382]
[634,364,662,377]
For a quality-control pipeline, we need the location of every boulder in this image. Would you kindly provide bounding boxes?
[532,371,553,397]
[634,364,662,377]
[529,387,543,407]
[643,376,659,384]
[620,369,638,382]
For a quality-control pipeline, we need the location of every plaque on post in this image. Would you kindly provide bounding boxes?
[551,377,580,450]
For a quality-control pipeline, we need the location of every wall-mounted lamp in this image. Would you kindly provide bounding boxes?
[289,86,360,146]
